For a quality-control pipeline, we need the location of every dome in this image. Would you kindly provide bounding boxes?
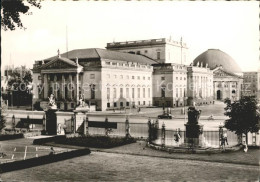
[193,49,242,74]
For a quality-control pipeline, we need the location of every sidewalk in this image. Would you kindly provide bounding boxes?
[46,140,259,167]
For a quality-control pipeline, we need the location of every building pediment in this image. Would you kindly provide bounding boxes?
[213,67,240,78]
[41,58,78,70]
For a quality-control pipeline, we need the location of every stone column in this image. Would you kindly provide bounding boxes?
[44,74,48,99]
[69,74,73,99]
[54,75,57,98]
[62,74,65,99]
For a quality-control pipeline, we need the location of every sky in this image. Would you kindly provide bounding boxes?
[1,1,259,72]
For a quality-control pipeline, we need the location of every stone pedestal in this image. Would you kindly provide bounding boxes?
[45,109,57,135]
[185,124,203,146]
[184,106,203,147]
[74,107,89,133]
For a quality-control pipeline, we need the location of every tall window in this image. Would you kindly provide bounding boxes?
[176,88,178,97]
[138,88,140,98]
[132,88,135,98]
[180,88,183,97]
[91,85,95,99]
[157,52,161,59]
[161,86,165,98]
[113,88,117,99]
[107,88,110,99]
[120,88,123,98]
[126,88,129,98]
[148,88,150,98]
[143,88,145,98]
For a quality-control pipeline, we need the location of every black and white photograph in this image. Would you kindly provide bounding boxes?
[0,1,259,181]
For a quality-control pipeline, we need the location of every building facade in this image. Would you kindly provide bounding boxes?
[193,49,243,102]
[106,38,189,65]
[242,72,260,99]
[32,48,155,111]
[32,38,246,111]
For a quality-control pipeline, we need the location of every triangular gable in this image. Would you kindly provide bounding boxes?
[213,67,241,78]
[41,57,78,70]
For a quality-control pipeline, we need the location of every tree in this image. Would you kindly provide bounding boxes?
[0,98,7,132]
[7,66,32,91]
[224,96,260,144]
[1,0,41,31]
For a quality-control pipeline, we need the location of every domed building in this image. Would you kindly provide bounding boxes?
[193,49,243,101]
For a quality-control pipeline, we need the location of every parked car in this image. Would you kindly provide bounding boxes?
[158,113,173,119]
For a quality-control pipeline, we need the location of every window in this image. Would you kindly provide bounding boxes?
[184,77,186,80]
[143,76,145,80]
[114,75,117,79]
[91,85,95,99]
[112,62,117,66]
[120,102,123,107]
[176,88,178,97]
[137,76,140,80]
[180,77,182,80]
[148,88,151,98]
[113,88,117,99]
[180,88,183,97]
[120,88,123,98]
[106,62,110,65]
[161,77,165,80]
[176,77,178,80]
[148,77,150,80]
[138,101,140,105]
[90,74,95,79]
[126,102,129,106]
[161,86,165,98]
[38,76,41,80]
[145,50,148,53]
[138,88,140,98]
[120,75,123,79]
[157,52,161,59]
[143,88,145,98]
[107,103,110,108]
[143,101,146,105]
[137,51,141,55]
[132,88,135,98]
[107,88,110,99]
[114,102,117,107]
[126,88,129,98]
[71,103,74,109]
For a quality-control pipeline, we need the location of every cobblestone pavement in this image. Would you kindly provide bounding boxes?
[1,151,259,182]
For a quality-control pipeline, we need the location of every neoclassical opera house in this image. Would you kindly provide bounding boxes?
[193,49,243,101]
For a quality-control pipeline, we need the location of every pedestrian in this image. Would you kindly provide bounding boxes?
[174,129,181,147]
[220,135,225,150]
[223,131,228,145]
[244,144,248,153]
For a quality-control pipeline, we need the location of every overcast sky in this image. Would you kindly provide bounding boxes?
[1,1,259,72]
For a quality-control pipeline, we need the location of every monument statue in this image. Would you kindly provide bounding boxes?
[48,94,57,110]
[187,106,201,125]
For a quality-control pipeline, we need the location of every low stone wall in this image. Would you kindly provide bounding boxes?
[0,148,91,173]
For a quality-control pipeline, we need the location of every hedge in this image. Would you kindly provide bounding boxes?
[0,133,24,141]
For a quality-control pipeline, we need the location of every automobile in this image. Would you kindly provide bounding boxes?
[158,113,173,119]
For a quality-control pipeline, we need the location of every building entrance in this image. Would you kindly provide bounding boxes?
[217,90,221,100]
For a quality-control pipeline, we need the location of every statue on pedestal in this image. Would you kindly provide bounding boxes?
[48,94,57,110]
[187,106,201,125]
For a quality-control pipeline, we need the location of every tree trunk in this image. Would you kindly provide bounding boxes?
[246,132,248,145]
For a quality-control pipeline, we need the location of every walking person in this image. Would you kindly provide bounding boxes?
[174,129,181,147]
[223,131,228,145]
